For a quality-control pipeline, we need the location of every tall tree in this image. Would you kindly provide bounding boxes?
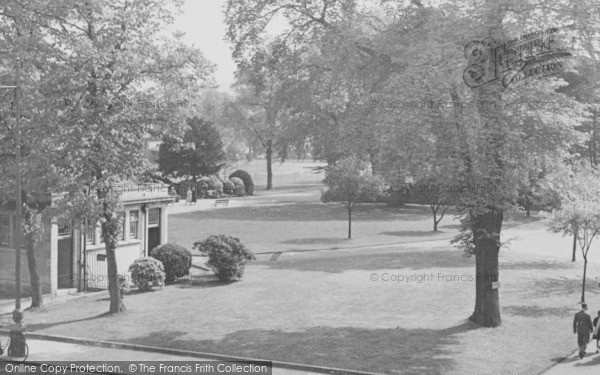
[2,0,214,313]
[159,117,226,181]
[547,165,600,303]
[321,156,381,239]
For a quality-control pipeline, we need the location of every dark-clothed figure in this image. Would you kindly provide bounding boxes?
[573,303,594,359]
[593,310,600,354]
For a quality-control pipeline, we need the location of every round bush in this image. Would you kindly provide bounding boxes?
[193,235,256,281]
[150,243,192,283]
[208,176,224,194]
[230,177,245,197]
[229,170,254,196]
[222,180,235,196]
[128,257,165,292]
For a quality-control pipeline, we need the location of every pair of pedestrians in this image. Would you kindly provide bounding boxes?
[573,302,600,359]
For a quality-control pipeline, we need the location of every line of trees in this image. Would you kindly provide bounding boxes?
[223,0,600,327]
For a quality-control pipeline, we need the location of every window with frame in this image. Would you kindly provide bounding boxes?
[0,214,12,246]
[148,208,160,227]
[85,220,95,244]
[129,211,139,239]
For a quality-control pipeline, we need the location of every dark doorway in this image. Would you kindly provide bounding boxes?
[147,208,161,254]
[148,227,160,254]
[57,223,74,289]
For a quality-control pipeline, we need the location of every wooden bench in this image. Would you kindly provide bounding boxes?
[213,198,229,208]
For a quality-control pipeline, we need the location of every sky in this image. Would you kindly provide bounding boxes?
[170,0,237,92]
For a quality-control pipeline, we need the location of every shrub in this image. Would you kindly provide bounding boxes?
[128,257,165,292]
[230,177,245,196]
[150,243,192,283]
[222,180,235,196]
[229,170,254,196]
[206,176,223,194]
[193,235,256,281]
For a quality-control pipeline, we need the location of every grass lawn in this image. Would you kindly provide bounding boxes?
[22,238,600,374]
[169,187,536,254]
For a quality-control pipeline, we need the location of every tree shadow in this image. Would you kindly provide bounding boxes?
[174,201,436,223]
[127,322,477,374]
[174,275,237,289]
[256,250,474,273]
[279,238,349,245]
[380,230,441,237]
[438,223,461,230]
[520,276,600,300]
[502,305,573,317]
[500,261,577,271]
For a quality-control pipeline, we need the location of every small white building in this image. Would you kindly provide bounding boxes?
[0,183,173,295]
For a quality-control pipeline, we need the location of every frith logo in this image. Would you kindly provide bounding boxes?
[463,27,572,89]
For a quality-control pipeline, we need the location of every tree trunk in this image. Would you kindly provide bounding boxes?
[581,256,588,303]
[266,139,273,190]
[469,209,503,327]
[432,208,438,231]
[25,242,43,309]
[572,234,577,262]
[101,213,125,314]
[348,207,352,239]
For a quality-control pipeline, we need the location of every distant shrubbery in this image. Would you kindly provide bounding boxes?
[193,235,255,281]
[222,180,235,195]
[230,177,245,196]
[229,170,254,196]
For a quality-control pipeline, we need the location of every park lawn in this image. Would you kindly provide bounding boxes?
[169,187,537,254]
[22,242,599,375]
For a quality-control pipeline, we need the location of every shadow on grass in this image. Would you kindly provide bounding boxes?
[128,323,476,374]
[255,250,473,273]
[502,305,573,317]
[174,201,435,223]
[521,277,600,300]
[174,275,236,289]
[500,261,577,271]
[380,230,441,237]
[279,238,348,245]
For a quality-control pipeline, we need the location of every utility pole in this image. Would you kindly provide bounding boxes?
[15,57,21,312]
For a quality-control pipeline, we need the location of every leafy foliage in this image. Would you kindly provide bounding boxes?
[222,180,235,196]
[321,156,381,206]
[321,156,382,238]
[150,243,192,284]
[229,169,254,195]
[128,257,166,292]
[545,165,600,301]
[230,177,245,197]
[193,235,256,281]
[159,117,226,181]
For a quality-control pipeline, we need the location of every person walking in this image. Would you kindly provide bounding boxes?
[573,302,595,358]
[593,310,600,354]
[185,188,192,205]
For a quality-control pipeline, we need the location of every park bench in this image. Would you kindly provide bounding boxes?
[213,198,229,208]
